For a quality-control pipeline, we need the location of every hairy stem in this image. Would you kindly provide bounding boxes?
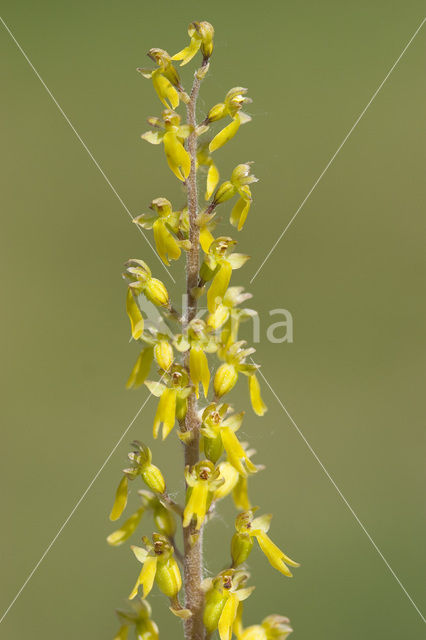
[182,65,207,640]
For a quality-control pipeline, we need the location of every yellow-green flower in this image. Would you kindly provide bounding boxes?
[133,197,190,265]
[201,403,259,476]
[183,460,223,530]
[145,365,192,439]
[141,110,192,181]
[200,237,250,313]
[174,319,218,399]
[125,441,166,494]
[172,21,214,66]
[232,510,299,577]
[207,286,256,344]
[138,48,181,110]
[207,88,252,153]
[129,326,175,374]
[107,490,176,549]
[114,599,159,640]
[234,607,293,640]
[213,340,267,416]
[213,163,258,230]
[107,444,167,546]
[130,534,182,600]
[124,259,170,309]
[203,569,254,640]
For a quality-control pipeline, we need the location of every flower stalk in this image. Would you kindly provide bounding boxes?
[182,58,208,640]
[108,20,300,640]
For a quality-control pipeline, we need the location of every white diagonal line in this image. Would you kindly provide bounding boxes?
[0,15,175,284]
[250,17,426,283]
[255,363,426,624]
[0,389,155,624]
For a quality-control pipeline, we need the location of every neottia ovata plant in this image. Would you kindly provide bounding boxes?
[108,20,299,640]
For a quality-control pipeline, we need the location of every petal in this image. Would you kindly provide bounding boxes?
[153,219,181,265]
[107,507,145,546]
[189,346,210,398]
[109,475,129,521]
[176,124,193,139]
[183,482,209,529]
[126,289,144,339]
[207,304,229,329]
[153,388,177,439]
[222,411,244,432]
[218,594,239,640]
[207,261,232,313]
[126,347,154,389]
[141,130,164,144]
[140,556,158,598]
[132,212,157,229]
[251,513,272,533]
[227,253,250,270]
[200,227,215,254]
[151,71,179,109]
[233,475,251,511]
[230,197,251,230]
[131,545,149,563]
[162,388,177,439]
[171,38,201,66]
[221,427,251,477]
[163,132,191,181]
[255,532,299,576]
[249,374,267,416]
[214,462,239,500]
[214,363,238,398]
[206,163,219,200]
[209,114,241,153]
[144,380,167,397]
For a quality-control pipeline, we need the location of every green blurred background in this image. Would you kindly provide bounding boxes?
[1,1,425,638]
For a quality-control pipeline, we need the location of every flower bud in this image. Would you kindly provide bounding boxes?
[203,433,224,464]
[154,339,173,371]
[133,442,166,493]
[155,555,182,597]
[214,180,236,204]
[231,532,254,567]
[208,102,227,122]
[141,463,165,494]
[203,586,227,633]
[214,363,238,397]
[198,21,214,59]
[144,277,169,307]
